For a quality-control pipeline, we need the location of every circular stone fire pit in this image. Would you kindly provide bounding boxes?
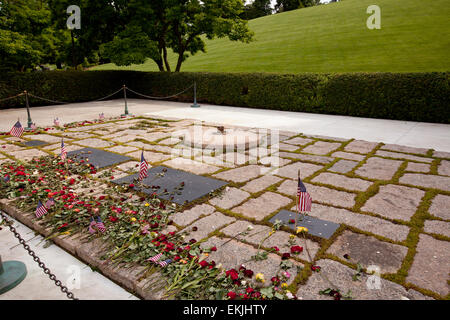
[181,126,262,151]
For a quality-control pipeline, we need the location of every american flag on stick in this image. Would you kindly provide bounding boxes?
[139,149,148,181]
[30,123,37,130]
[297,170,312,212]
[10,120,24,138]
[96,216,106,233]
[35,200,48,218]
[45,197,55,209]
[54,118,60,126]
[146,252,163,263]
[60,139,67,160]
[157,259,172,268]
[99,113,105,120]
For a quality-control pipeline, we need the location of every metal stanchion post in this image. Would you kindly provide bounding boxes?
[121,85,133,117]
[24,91,33,130]
[191,82,200,108]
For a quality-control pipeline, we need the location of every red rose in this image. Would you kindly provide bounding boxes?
[251,291,261,298]
[246,287,254,294]
[243,269,254,278]
[226,269,239,280]
[271,276,280,284]
[282,253,291,260]
[271,246,280,252]
[288,219,295,224]
[311,265,321,272]
[291,246,303,254]
[199,260,209,268]
[129,183,134,188]
[227,291,237,300]
[210,246,217,251]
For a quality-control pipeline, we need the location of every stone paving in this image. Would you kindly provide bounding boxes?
[1,115,449,300]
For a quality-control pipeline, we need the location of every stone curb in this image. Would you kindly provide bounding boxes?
[0,199,169,300]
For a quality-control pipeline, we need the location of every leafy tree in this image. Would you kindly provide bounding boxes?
[241,0,273,20]
[274,0,320,13]
[101,0,254,72]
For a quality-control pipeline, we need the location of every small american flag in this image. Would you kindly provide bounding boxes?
[99,113,105,120]
[61,139,67,160]
[297,177,312,212]
[146,252,163,263]
[10,121,24,138]
[158,259,172,268]
[139,150,148,181]
[45,197,55,209]
[88,217,97,234]
[54,118,60,126]
[35,200,48,218]
[96,216,106,233]
[30,123,37,130]
[3,175,10,182]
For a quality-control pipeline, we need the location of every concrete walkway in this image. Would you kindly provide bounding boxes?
[1,99,449,152]
[0,216,139,300]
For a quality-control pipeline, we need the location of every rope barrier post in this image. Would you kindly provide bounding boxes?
[24,91,33,130]
[191,81,200,108]
[121,85,133,117]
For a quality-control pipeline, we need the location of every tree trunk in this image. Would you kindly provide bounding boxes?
[175,52,184,72]
[163,47,171,72]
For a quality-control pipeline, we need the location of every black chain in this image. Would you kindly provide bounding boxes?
[0,210,78,300]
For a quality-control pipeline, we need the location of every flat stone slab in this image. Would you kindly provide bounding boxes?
[200,237,302,287]
[399,173,450,191]
[355,157,403,180]
[242,175,283,193]
[307,204,410,242]
[128,150,172,163]
[22,140,49,147]
[24,134,65,143]
[76,138,115,148]
[171,204,216,227]
[375,150,433,163]
[112,166,228,205]
[328,159,359,173]
[406,162,430,173]
[209,187,250,209]
[344,140,378,154]
[278,152,334,164]
[283,137,313,146]
[302,141,341,155]
[213,165,268,183]
[275,162,323,180]
[331,151,366,162]
[7,149,49,161]
[406,234,450,297]
[438,160,450,176]
[163,157,220,175]
[67,147,132,169]
[423,220,450,238]
[381,144,429,155]
[433,151,450,159]
[428,194,450,220]
[233,192,292,221]
[181,212,236,241]
[297,259,432,300]
[269,209,340,239]
[279,143,300,152]
[106,145,139,154]
[361,184,425,222]
[326,231,408,273]
[311,172,372,192]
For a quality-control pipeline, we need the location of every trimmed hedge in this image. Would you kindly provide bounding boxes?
[1,71,449,123]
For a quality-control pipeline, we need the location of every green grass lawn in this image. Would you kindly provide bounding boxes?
[93,0,450,73]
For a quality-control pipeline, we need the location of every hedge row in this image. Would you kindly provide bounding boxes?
[1,70,449,123]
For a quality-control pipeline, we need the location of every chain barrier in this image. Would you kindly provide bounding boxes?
[126,84,194,100]
[0,210,78,300]
[0,92,24,103]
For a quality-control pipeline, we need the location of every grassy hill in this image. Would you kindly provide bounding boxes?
[93,0,450,73]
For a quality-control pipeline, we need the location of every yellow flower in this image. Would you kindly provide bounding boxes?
[144,203,150,207]
[130,217,137,222]
[180,259,188,264]
[296,227,308,234]
[255,273,265,283]
[281,283,288,289]
[289,234,296,239]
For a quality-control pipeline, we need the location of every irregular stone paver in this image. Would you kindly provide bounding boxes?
[305,135,349,142]
[381,144,429,155]
[276,161,323,180]
[141,132,171,142]
[106,145,139,154]
[283,137,313,146]
[258,155,291,167]
[406,162,430,173]
[171,204,216,227]
[213,165,268,183]
[361,185,425,221]
[8,149,49,161]
[302,141,341,155]
[438,160,450,176]
[25,134,66,143]
[278,152,334,164]
[345,140,379,154]
[127,150,172,163]
[355,157,403,180]
[311,172,372,192]
[326,231,408,273]
[110,135,140,143]
[264,230,320,262]
[423,220,450,238]
[200,237,302,287]
[242,175,283,193]
[181,212,236,240]
[162,157,220,175]
[375,150,432,163]
[428,194,450,220]
[195,155,236,168]
[279,143,300,152]
[406,234,450,297]
[307,204,410,242]
[0,144,26,152]
[433,151,450,159]
[297,259,432,300]
[209,187,250,209]
[115,161,140,172]
[278,179,356,209]
[328,159,359,173]
[77,138,114,148]
[331,151,366,162]
[400,173,450,191]
[233,192,292,221]
[60,132,93,139]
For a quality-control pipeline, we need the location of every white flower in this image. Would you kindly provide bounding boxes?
[247,225,254,231]
[241,280,247,286]
[286,291,294,299]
